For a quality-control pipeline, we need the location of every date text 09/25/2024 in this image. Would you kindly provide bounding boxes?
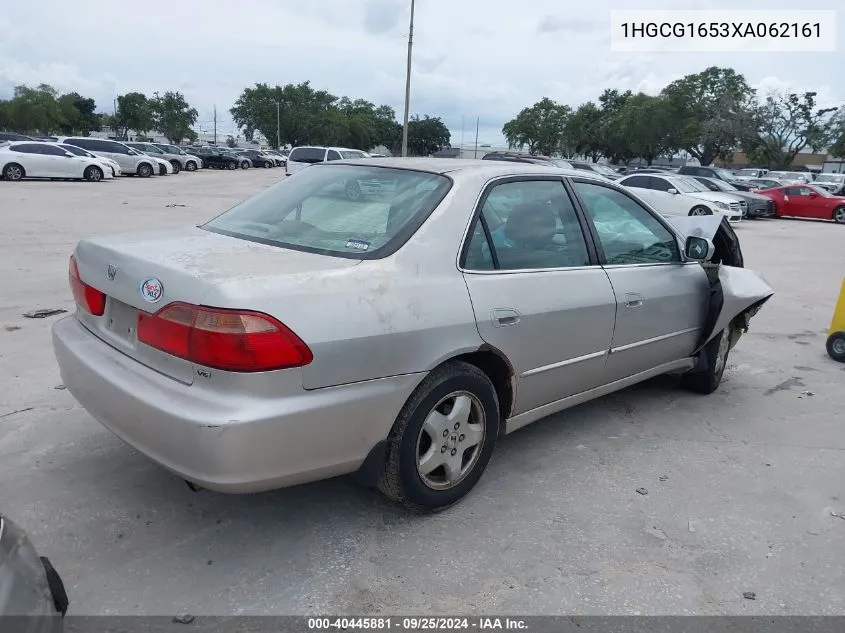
[307,618,528,630]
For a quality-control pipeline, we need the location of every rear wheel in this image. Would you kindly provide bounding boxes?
[689,206,711,216]
[264,160,272,168]
[227,161,237,170]
[833,206,845,224]
[683,327,733,394]
[241,161,249,169]
[379,361,500,512]
[137,163,153,178]
[826,332,845,362]
[170,161,181,174]
[84,165,103,182]
[185,160,197,171]
[3,163,25,181]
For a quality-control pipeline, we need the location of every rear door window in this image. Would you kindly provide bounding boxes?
[289,148,327,164]
[327,150,342,161]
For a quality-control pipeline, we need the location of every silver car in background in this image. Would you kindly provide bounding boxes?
[1,511,69,632]
[126,142,186,174]
[56,136,158,177]
[151,143,203,172]
[52,160,773,511]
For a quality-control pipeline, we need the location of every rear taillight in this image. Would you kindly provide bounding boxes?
[69,255,106,316]
[136,302,312,372]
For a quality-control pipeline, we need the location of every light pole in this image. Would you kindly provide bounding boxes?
[274,100,280,149]
[400,0,415,157]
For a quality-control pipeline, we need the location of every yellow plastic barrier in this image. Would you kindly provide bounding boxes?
[827,277,845,362]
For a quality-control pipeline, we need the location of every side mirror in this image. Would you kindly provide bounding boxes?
[128,149,139,156]
[809,191,818,198]
[685,236,715,262]
[64,153,74,158]
[666,188,679,195]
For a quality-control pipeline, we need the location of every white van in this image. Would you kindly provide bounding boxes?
[285,146,369,176]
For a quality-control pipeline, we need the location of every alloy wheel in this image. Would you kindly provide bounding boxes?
[415,391,486,491]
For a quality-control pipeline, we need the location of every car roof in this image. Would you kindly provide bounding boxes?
[323,157,614,182]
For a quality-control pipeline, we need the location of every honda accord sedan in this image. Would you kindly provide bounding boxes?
[52,160,773,511]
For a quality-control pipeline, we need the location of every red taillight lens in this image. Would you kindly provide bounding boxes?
[69,255,106,316]
[137,302,313,372]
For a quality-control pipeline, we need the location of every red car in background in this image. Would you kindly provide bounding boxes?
[756,184,845,224]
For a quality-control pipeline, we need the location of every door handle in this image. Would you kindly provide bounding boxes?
[491,308,520,327]
[625,293,643,308]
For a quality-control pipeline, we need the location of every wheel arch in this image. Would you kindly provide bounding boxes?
[2,161,26,178]
[442,345,516,429]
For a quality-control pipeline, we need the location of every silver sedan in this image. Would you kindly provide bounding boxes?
[51,159,773,511]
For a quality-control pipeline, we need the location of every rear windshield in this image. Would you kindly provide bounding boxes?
[340,150,366,159]
[289,147,326,163]
[202,165,452,259]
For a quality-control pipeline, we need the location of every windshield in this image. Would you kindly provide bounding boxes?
[550,159,573,169]
[816,174,844,183]
[711,167,734,180]
[809,185,833,197]
[593,164,617,176]
[713,179,737,191]
[60,144,91,157]
[736,169,759,176]
[203,165,452,259]
[340,150,367,159]
[672,176,705,193]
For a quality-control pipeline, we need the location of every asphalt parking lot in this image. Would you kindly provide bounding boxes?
[1,168,844,616]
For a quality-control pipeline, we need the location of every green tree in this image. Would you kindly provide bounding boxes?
[116,92,154,138]
[615,94,672,165]
[226,135,237,148]
[0,99,10,130]
[55,92,99,135]
[829,107,845,158]
[743,91,837,169]
[151,91,198,144]
[5,84,63,133]
[596,89,634,164]
[661,66,756,165]
[502,97,570,156]
[563,102,603,161]
[402,115,451,156]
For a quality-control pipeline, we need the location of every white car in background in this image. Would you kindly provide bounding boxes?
[618,173,744,223]
[767,171,813,185]
[286,146,369,176]
[57,136,158,177]
[57,142,121,177]
[148,154,173,176]
[1,140,110,182]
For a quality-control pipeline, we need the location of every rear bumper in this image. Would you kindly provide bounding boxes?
[51,316,422,493]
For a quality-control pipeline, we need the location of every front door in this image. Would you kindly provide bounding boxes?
[781,186,812,217]
[571,180,710,383]
[461,178,617,416]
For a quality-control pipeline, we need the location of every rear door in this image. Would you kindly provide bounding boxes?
[9,144,52,177]
[38,143,82,177]
[571,179,710,382]
[461,177,617,416]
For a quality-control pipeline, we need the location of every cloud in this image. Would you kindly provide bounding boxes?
[1,0,843,145]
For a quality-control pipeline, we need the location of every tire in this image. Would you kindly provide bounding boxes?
[185,161,197,172]
[683,327,733,394]
[241,161,249,169]
[264,160,272,168]
[137,163,153,178]
[689,206,712,216]
[84,165,103,182]
[158,164,167,176]
[345,179,363,201]
[833,207,845,224]
[227,161,237,170]
[170,161,181,174]
[826,331,845,362]
[2,163,25,181]
[378,361,501,512]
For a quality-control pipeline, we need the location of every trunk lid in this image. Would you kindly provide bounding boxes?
[73,226,360,384]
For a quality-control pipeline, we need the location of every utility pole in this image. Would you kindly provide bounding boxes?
[461,116,465,159]
[474,117,479,159]
[400,0,415,157]
[275,100,280,149]
[213,105,217,146]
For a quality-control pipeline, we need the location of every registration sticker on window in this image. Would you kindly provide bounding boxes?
[346,239,371,251]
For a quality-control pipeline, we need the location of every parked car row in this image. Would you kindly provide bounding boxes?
[476,152,843,225]
[0,134,207,182]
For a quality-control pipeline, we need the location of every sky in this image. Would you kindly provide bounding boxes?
[1,0,842,146]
